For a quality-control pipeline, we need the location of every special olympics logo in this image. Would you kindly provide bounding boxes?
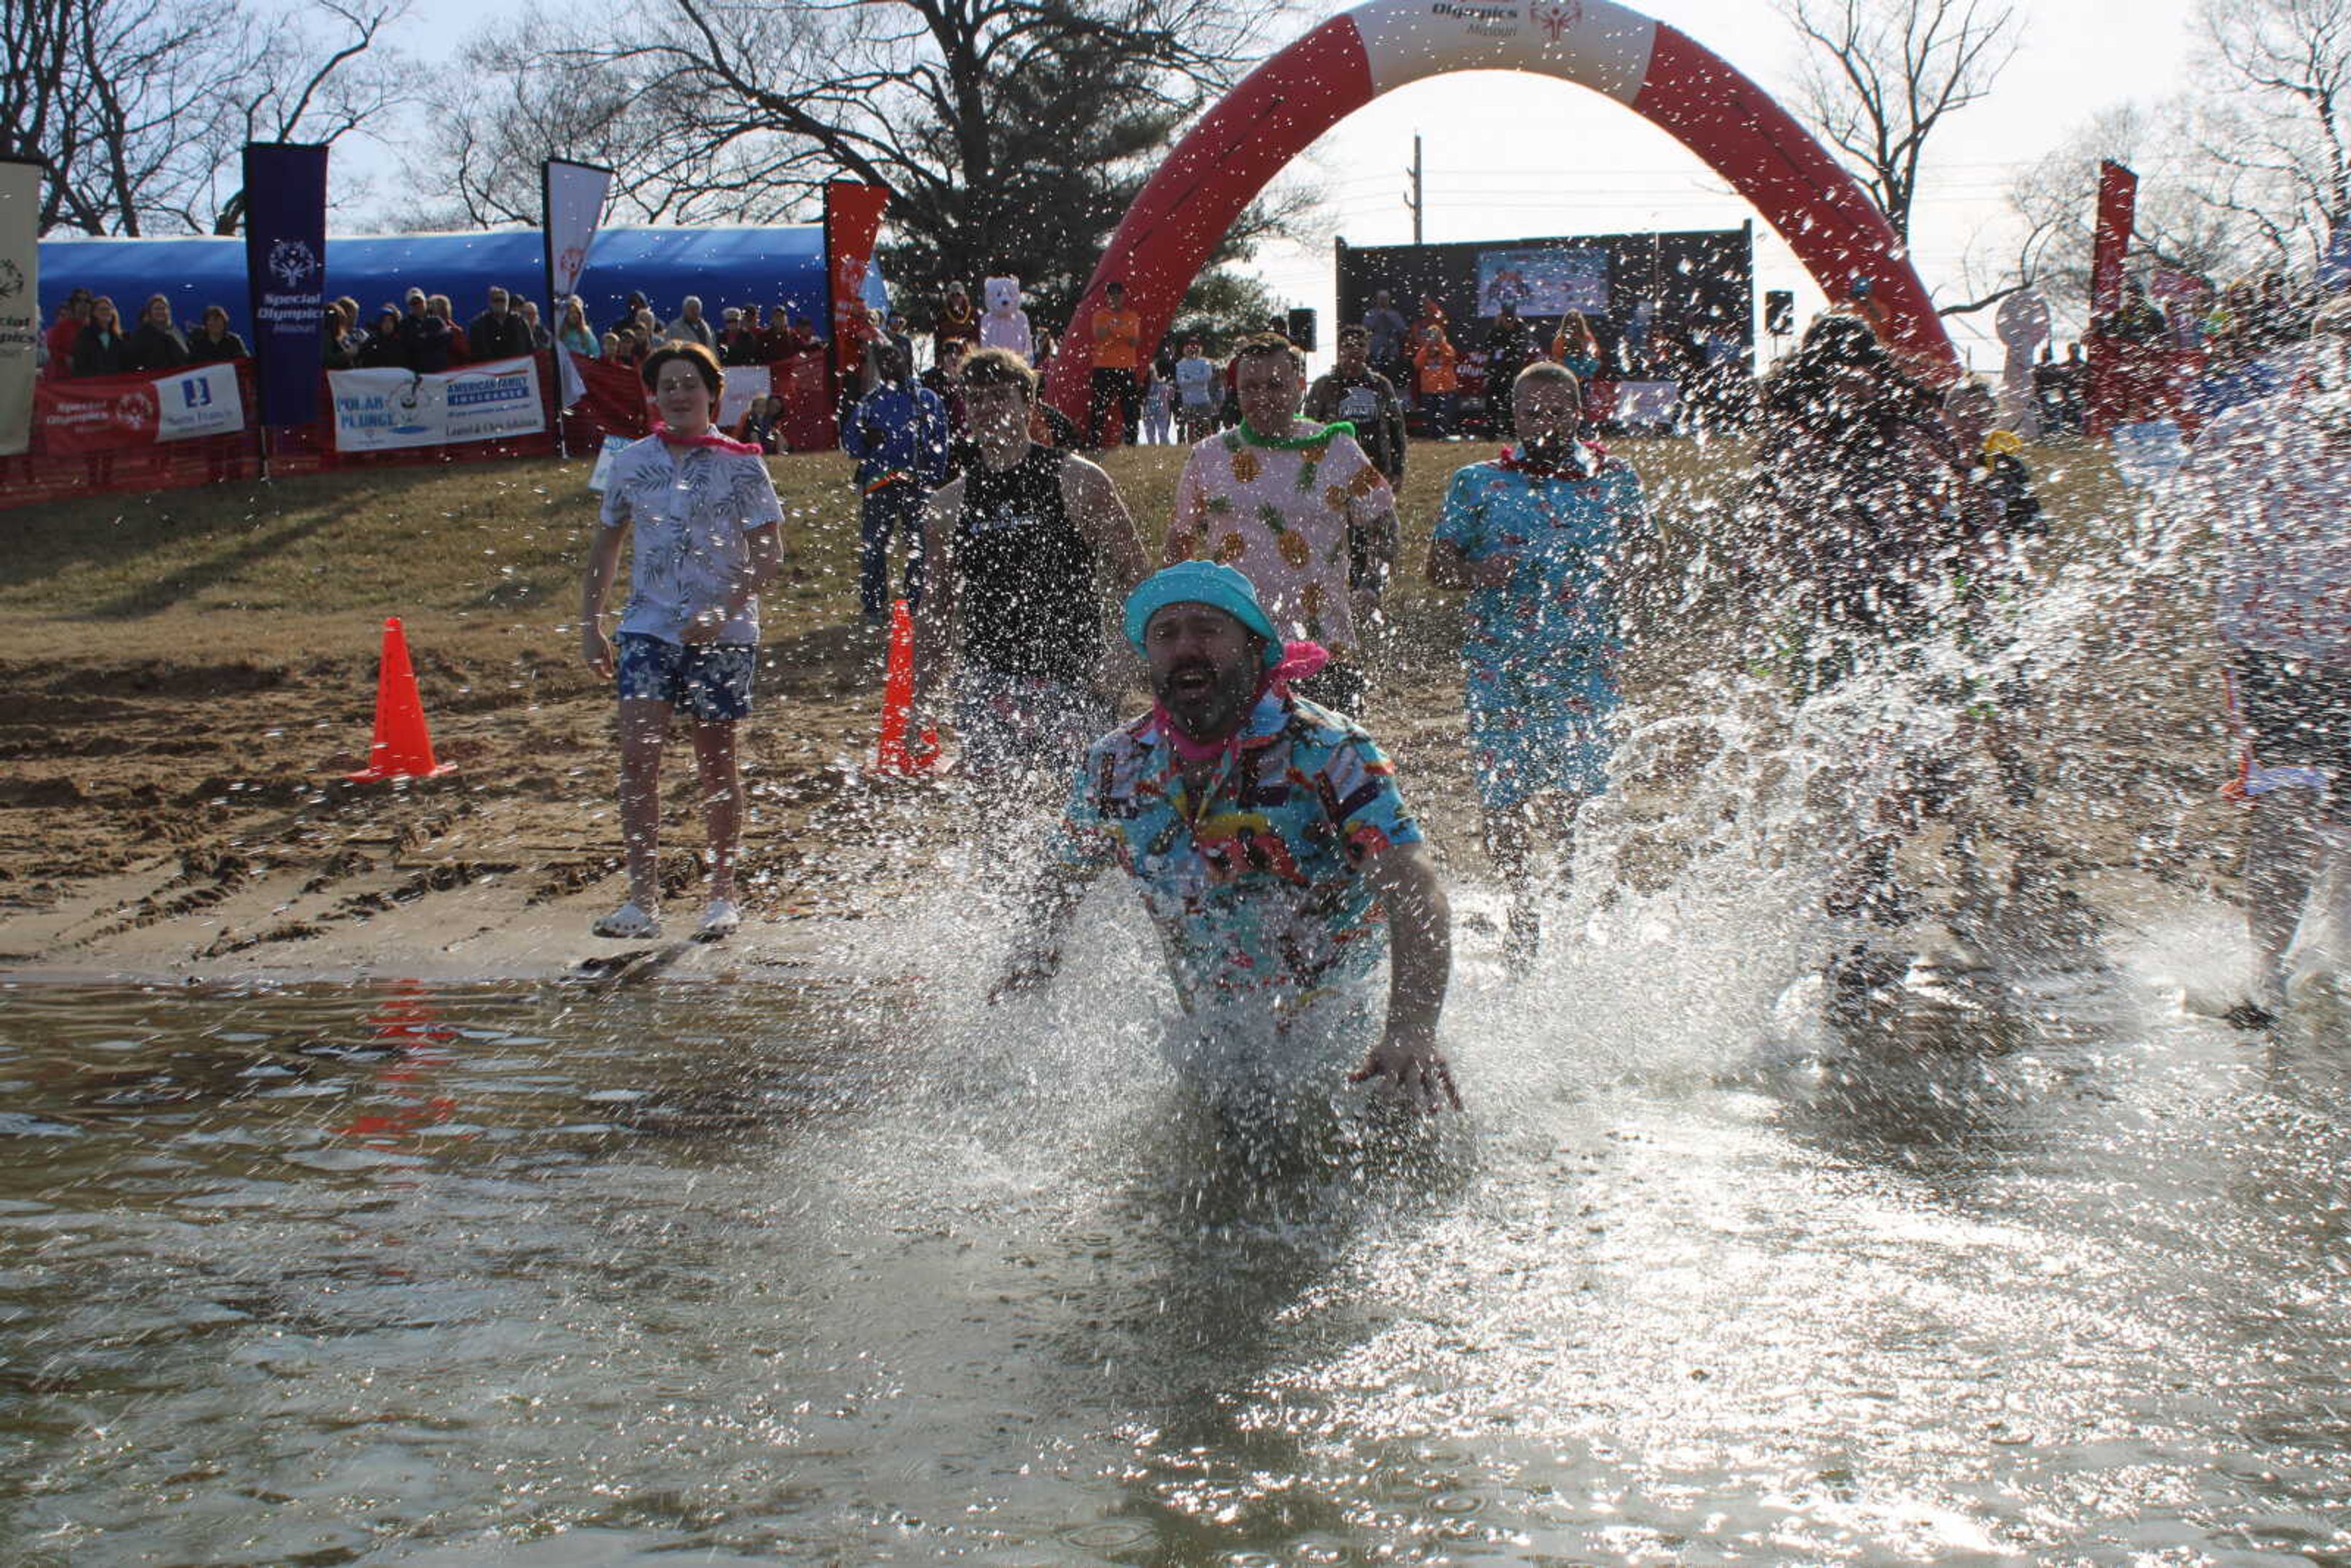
[557,246,584,284]
[0,259,22,301]
[267,239,319,290]
[1533,0,1581,40]
[113,391,154,429]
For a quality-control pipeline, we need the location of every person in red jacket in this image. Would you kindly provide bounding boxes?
[43,289,92,380]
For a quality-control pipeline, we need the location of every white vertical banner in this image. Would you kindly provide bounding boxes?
[543,159,613,413]
[0,157,42,458]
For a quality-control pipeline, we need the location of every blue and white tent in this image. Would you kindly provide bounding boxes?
[37,225,889,340]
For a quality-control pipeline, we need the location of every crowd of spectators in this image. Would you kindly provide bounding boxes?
[33,282,841,384]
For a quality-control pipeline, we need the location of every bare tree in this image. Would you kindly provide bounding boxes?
[387,10,789,231]
[1,0,408,236]
[1779,0,2023,242]
[1963,103,2251,330]
[402,0,1304,320]
[2193,0,2351,263]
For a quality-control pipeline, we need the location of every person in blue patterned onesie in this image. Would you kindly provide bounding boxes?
[1428,361,1648,967]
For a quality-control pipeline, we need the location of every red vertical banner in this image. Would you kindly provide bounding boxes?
[2090,159,2137,320]
[2087,159,2140,437]
[823,182,891,377]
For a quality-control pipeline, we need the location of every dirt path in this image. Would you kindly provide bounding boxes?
[0,438,2255,992]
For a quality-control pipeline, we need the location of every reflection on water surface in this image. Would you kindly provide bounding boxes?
[2,956,2348,1564]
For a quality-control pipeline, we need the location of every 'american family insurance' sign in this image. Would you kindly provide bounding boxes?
[329,357,546,452]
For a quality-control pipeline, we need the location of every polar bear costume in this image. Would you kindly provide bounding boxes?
[979,274,1034,364]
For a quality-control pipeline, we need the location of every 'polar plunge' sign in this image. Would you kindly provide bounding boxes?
[329,357,546,452]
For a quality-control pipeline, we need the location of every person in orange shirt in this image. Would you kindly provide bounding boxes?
[1086,280,1146,450]
[1414,323,1461,437]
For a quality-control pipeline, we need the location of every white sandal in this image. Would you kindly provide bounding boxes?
[696,898,742,940]
[591,901,662,939]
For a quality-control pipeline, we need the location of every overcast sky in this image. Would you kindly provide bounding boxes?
[382,0,2205,369]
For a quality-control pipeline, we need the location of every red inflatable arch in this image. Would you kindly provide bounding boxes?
[1044,0,1957,421]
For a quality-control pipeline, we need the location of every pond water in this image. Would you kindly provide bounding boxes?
[5,887,2349,1566]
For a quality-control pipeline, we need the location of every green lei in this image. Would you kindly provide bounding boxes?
[1235,418,1355,450]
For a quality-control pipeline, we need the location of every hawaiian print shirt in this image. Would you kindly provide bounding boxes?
[1054,692,1423,1020]
[1434,446,1644,680]
[1168,424,1398,662]
[601,437,784,644]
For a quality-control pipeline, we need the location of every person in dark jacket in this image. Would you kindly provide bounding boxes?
[1304,324,1408,484]
[126,294,190,373]
[71,296,129,377]
[605,290,649,343]
[468,286,533,361]
[398,292,454,373]
[185,304,249,364]
[358,305,405,368]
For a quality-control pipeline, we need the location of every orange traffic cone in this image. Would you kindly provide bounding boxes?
[874,598,939,775]
[347,617,457,782]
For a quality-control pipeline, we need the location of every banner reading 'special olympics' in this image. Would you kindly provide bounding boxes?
[36,361,247,455]
[329,356,545,452]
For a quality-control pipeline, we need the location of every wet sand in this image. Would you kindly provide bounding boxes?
[0,436,2251,991]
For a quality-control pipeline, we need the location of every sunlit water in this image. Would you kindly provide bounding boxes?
[5,855,2349,1567]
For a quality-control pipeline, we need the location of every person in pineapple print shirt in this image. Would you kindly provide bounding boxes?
[1164,333,1401,715]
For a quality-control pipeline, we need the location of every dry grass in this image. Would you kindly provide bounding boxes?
[0,435,1779,667]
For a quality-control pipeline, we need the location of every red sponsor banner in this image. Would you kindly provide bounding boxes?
[2087,159,2141,437]
[824,181,891,375]
[38,369,170,454]
[2091,160,2137,320]
[37,361,249,454]
[574,353,652,438]
[571,350,838,451]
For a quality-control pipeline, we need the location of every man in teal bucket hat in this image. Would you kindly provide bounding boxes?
[999,561,1461,1118]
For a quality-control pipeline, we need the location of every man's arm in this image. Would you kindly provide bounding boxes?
[909,479,964,714]
[1064,456,1150,692]
[1351,841,1461,1112]
[992,855,1109,1001]
[1063,455,1150,599]
[841,392,876,459]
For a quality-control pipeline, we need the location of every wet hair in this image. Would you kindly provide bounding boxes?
[1765,312,1932,432]
[640,340,724,397]
[1232,331,1305,376]
[961,346,1037,398]
[1799,312,1889,372]
[1513,359,1581,400]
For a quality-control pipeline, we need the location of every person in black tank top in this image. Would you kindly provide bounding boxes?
[956,443,1101,686]
[912,348,1151,789]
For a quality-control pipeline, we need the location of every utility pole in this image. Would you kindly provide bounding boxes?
[1404,133,1423,246]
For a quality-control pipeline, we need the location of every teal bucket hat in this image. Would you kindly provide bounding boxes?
[1123,561,1281,668]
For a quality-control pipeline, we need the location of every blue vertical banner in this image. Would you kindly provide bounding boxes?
[241,143,330,428]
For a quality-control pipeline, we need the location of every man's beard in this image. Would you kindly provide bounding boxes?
[1152,654,1259,739]
[1519,430,1574,465]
